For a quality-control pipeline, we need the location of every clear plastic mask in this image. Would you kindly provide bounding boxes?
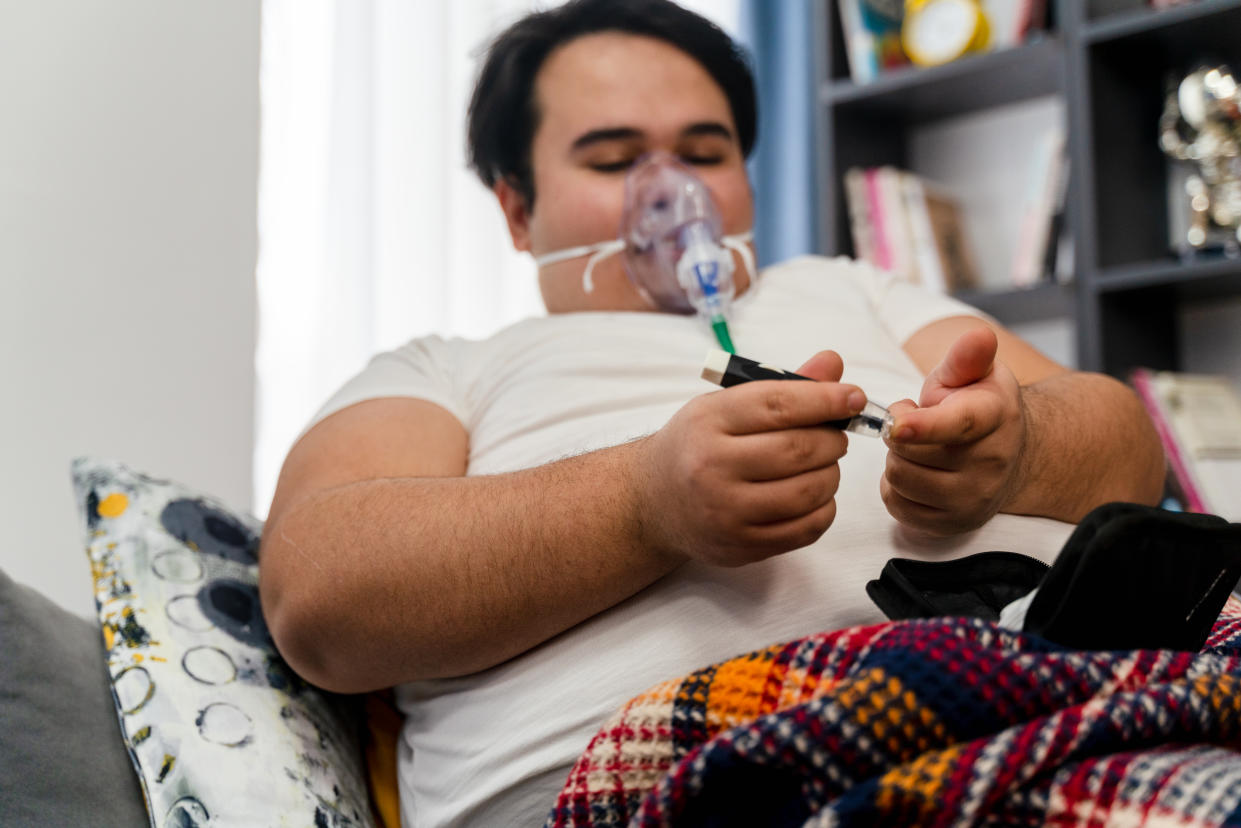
[534,152,755,317]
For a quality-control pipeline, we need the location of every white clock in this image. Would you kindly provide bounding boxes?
[902,0,991,67]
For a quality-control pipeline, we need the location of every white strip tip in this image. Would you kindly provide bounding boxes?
[701,349,730,385]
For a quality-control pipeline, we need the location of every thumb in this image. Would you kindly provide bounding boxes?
[796,350,845,382]
[932,326,998,390]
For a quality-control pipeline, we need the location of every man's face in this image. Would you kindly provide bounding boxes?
[506,32,755,313]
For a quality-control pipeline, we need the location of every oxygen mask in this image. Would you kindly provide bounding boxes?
[534,152,754,351]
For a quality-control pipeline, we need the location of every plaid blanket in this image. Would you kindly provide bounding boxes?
[547,598,1241,827]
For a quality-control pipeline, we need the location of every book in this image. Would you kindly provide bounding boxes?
[1132,368,1241,520]
[863,167,894,271]
[1050,221,1075,285]
[844,167,877,266]
[847,166,981,292]
[1010,128,1067,287]
[877,166,920,284]
[901,172,949,293]
[838,0,909,84]
[982,0,1050,50]
[1132,368,1209,512]
[1154,373,1241,460]
[1041,155,1073,285]
[919,180,981,291]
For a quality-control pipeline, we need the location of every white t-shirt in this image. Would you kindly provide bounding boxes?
[311,255,1075,827]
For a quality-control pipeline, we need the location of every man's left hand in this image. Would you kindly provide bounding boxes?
[881,326,1029,535]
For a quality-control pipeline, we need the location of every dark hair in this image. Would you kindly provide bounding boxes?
[467,0,757,209]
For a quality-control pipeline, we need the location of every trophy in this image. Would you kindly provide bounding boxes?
[1159,64,1241,255]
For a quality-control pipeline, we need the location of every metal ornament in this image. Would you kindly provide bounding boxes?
[1160,64,1241,254]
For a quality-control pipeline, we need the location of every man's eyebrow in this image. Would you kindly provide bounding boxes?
[569,122,735,152]
[570,127,644,151]
[681,121,734,141]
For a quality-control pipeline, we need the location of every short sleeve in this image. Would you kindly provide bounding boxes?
[841,258,995,345]
[307,335,470,431]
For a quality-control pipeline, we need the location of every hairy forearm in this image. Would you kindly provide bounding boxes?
[260,438,681,693]
[1005,371,1164,523]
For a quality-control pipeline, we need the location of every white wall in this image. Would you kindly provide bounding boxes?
[906,96,1077,368]
[910,95,1066,293]
[0,1,259,618]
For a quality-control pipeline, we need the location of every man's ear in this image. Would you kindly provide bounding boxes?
[494,178,532,252]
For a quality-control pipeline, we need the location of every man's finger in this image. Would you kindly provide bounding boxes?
[717,381,866,435]
[879,476,955,532]
[888,398,917,418]
[795,350,844,383]
[886,440,967,470]
[729,427,849,481]
[884,453,962,505]
[927,326,998,393]
[888,388,1003,445]
[740,464,841,524]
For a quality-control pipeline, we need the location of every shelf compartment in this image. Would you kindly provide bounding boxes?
[1094,256,1241,300]
[1084,0,1241,44]
[1082,4,1241,270]
[952,282,1075,325]
[1094,285,1181,374]
[822,38,1064,124]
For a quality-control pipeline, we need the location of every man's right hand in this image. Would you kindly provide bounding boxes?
[263,353,863,689]
[633,350,864,567]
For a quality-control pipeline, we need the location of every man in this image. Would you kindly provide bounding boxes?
[259,1,1164,824]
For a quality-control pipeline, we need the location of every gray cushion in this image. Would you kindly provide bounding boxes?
[0,567,149,827]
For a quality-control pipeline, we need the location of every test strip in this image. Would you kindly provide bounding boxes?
[700,350,892,438]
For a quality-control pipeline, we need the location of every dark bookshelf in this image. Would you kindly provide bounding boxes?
[823,37,1064,121]
[815,0,1241,378]
[1084,0,1241,37]
[1096,256,1241,299]
[953,283,1076,325]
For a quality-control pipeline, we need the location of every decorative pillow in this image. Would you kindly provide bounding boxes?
[71,457,374,828]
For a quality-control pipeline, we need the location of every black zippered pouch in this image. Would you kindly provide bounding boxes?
[865,550,1048,622]
[866,502,1241,652]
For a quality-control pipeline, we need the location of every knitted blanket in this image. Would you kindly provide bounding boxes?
[547,599,1241,827]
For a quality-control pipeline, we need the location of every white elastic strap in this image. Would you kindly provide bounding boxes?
[579,240,625,294]
[722,231,756,283]
[534,241,605,267]
[533,239,624,295]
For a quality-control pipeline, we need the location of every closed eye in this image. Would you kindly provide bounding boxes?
[591,155,722,173]
[589,159,636,173]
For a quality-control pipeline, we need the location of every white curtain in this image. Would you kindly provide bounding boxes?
[255,0,740,516]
